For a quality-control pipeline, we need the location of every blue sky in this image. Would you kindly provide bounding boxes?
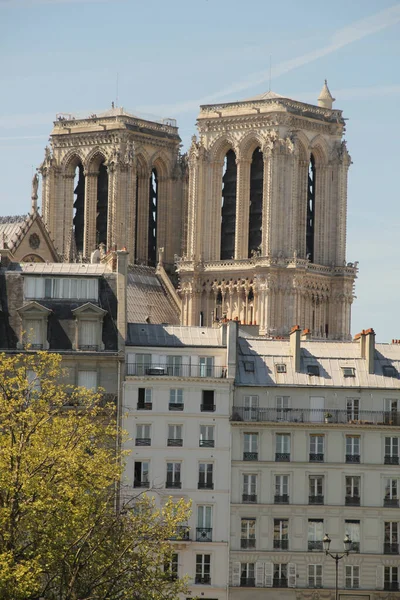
[1,0,399,342]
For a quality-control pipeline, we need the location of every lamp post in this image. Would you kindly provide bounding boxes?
[323,533,352,600]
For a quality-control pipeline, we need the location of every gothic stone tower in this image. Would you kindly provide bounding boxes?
[38,107,186,268]
[177,83,357,340]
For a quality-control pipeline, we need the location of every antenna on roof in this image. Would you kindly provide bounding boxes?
[269,55,272,92]
[116,72,119,108]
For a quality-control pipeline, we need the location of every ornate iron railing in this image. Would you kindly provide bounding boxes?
[127,363,227,379]
[196,527,212,542]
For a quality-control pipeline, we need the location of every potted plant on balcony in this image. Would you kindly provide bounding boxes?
[324,412,333,423]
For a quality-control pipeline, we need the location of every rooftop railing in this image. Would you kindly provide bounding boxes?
[127,363,227,379]
[231,407,399,426]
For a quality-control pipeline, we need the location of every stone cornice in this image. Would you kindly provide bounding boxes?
[51,133,179,152]
[52,114,179,138]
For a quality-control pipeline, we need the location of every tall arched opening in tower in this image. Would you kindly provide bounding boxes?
[73,163,85,254]
[220,149,237,260]
[96,161,108,246]
[306,153,316,262]
[148,168,158,266]
[248,147,263,257]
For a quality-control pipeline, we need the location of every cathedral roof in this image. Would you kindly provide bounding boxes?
[245,90,287,101]
[126,265,180,326]
[0,212,59,262]
[0,215,29,250]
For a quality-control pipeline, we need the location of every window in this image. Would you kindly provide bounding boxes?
[199,357,214,377]
[240,563,255,587]
[346,398,360,421]
[275,475,289,503]
[164,553,178,581]
[384,566,399,591]
[385,437,399,464]
[243,474,257,503]
[135,353,151,376]
[201,390,215,412]
[276,396,290,420]
[383,365,397,378]
[196,505,212,542]
[25,277,98,300]
[241,518,256,549]
[273,563,288,587]
[384,522,399,554]
[345,476,360,505]
[169,388,183,410]
[342,366,355,378]
[167,355,182,376]
[199,425,214,447]
[136,424,151,446]
[345,565,359,589]
[275,434,290,461]
[384,478,399,507]
[78,319,98,350]
[195,554,211,584]
[26,369,41,393]
[167,425,183,447]
[384,399,399,424]
[308,564,322,588]
[309,475,324,504]
[77,370,97,390]
[346,436,360,463]
[166,462,181,489]
[243,395,259,420]
[308,520,323,551]
[276,363,287,373]
[244,433,258,460]
[307,365,320,376]
[134,461,149,488]
[309,435,324,462]
[24,276,45,298]
[273,519,288,550]
[198,463,213,489]
[24,318,43,348]
[137,388,152,410]
[244,361,255,373]
[345,520,360,552]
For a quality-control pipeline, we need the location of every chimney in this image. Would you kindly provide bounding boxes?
[354,328,375,374]
[226,320,238,379]
[301,328,311,341]
[290,325,301,373]
[116,249,129,352]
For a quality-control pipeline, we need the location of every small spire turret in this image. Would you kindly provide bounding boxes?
[318,79,335,109]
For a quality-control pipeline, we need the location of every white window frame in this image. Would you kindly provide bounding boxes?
[199,356,214,377]
[345,565,360,589]
[244,432,258,453]
[308,564,322,588]
[243,474,257,497]
[346,436,360,456]
[310,434,324,455]
[276,433,290,454]
[309,475,324,497]
[275,474,289,497]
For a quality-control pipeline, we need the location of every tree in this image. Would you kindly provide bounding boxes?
[0,352,190,600]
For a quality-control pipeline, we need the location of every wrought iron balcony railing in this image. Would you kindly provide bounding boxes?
[133,480,150,488]
[308,540,323,551]
[195,575,211,584]
[309,495,324,505]
[346,454,360,463]
[166,480,181,489]
[169,402,184,411]
[241,538,256,549]
[240,578,255,587]
[135,438,151,446]
[243,452,258,461]
[350,542,360,553]
[384,455,399,465]
[198,481,213,490]
[384,543,399,554]
[345,496,360,506]
[242,493,257,503]
[127,363,227,379]
[384,582,399,591]
[137,402,152,410]
[169,526,190,541]
[274,494,289,504]
[200,404,216,412]
[199,439,214,447]
[273,539,289,550]
[231,406,400,426]
[384,497,399,507]
[196,527,212,542]
[309,453,324,462]
[275,453,290,462]
[273,578,288,588]
[167,438,183,447]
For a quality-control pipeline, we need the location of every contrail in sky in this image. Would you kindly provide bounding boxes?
[0,0,116,5]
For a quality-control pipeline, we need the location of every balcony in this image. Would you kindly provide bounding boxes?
[166,481,182,489]
[384,583,399,591]
[240,578,255,587]
[308,541,323,551]
[309,495,324,505]
[137,402,152,411]
[384,497,399,507]
[273,578,288,588]
[273,539,289,550]
[350,542,360,553]
[242,494,257,503]
[274,494,289,504]
[346,454,360,463]
[243,452,258,461]
[169,526,190,541]
[127,363,226,379]
[198,481,213,490]
[241,539,256,549]
[169,402,184,411]
[384,543,399,554]
[78,344,98,351]
[345,496,360,506]
[309,453,324,462]
[135,438,151,446]
[231,406,400,426]
[384,455,399,465]
[167,438,183,447]
[275,453,290,462]
[133,480,150,488]
[196,527,212,542]
[195,575,211,585]
[200,404,216,412]
[199,439,214,448]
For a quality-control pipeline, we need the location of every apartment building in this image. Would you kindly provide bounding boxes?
[122,322,238,600]
[230,327,400,599]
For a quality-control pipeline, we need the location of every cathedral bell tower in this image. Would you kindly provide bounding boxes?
[177,83,357,340]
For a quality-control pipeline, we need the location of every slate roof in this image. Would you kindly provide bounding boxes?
[127,323,223,347]
[9,263,111,275]
[237,337,400,389]
[0,215,27,249]
[126,266,180,325]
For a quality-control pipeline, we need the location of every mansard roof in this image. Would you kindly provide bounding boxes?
[71,302,107,317]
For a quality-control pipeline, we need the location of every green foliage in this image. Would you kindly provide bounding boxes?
[0,352,190,599]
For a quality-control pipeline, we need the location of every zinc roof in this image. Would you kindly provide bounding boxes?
[9,263,112,275]
[126,266,180,325]
[127,323,223,347]
[0,215,27,249]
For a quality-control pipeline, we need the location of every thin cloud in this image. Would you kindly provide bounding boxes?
[0,0,117,6]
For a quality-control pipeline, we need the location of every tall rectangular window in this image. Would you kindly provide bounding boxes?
[308,519,323,551]
[309,475,324,504]
[240,563,255,587]
[196,505,212,542]
[134,461,149,488]
[384,478,399,507]
[345,520,360,552]
[346,398,359,421]
[384,522,399,554]
[199,425,215,447]
[241,518,256,549]
[24,318,43,348]
[167,424,182,447]
[77,370,97,390]
[137,388,152,409]
[135,424,151,446]
[276,396,290,420]
[201,390,215,412]
[167,355,182,376]
[166,462,181,489]
[164,553,178,581]
[243,474,257,503]
[345,436,360,463]
[345,476,360,505]
[275,434,290,461]
[243,395,259,420]
[345,565,359,589]
[79,320,97,349]
[385,437,399,464]
[244,433,258,460]
[273,519,288,550]
[273,563,287,587]
[309,435,324,462]
[169,388,184,410]
[195,554,211,584]
[135,353,151,376]
[384,566,399,591]
[199,357,214,378]
[308,564,322,588]
[274,475,289,503]
[198,463,213,489]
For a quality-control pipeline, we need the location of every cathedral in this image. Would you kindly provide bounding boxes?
[2,81,357,340]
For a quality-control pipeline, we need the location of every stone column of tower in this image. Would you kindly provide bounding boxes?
[177,84,357,340]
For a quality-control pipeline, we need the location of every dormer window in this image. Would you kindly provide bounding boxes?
[383,365,397,378]
[307,365,320,377]
[342,367,356,378]
[276,364,287,374]
[17,301,51,350]
[72,303,107,352]
[244,361,255,373]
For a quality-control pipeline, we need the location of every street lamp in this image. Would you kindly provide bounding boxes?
[323,533,352,600]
